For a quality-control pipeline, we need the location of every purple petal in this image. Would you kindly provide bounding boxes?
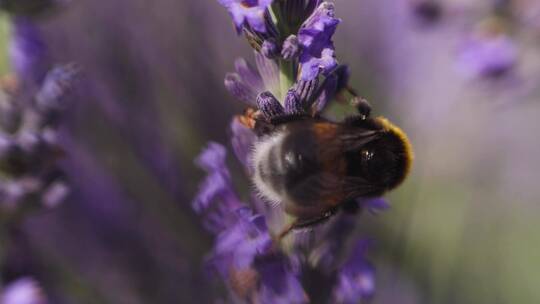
[217,0,273,33]
[281,35,301,60]
[214,209,272,270]
[192,143,243,230]
[311,73,338,114]
[293,77,319,109]
[298,2,341,80]
[9,17,48,84]
[255,52,280,95]
[332,239,376,303]
[224,73,258,105]
[235,58,264,92]
[230,118,257,169]
[364,197,391,215]
[261,39,280,59]
[195,142,227,172]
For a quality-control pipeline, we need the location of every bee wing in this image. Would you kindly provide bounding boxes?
[339,130,380,152]
[341,175,385,199]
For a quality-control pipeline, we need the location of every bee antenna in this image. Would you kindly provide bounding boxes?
[351,97,372,120]
[345,85,359,97]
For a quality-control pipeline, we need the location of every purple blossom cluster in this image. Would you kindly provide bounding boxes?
[0,2,76,302]
[194,142,381,303]
[193,1,390,302]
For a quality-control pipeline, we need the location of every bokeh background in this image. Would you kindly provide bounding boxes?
[2,0,540,303]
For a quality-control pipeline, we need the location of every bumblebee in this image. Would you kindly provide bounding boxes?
[242,97,413,235]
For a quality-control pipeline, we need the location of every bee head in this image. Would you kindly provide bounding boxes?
[344,116,413,195]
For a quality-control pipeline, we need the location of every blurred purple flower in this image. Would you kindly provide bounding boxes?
[214,209,271,270]
[217,0,274,33]
[364,197,391,215]
[0,64,76,214]
[9,17,48,84]
[193,143,308,302]
[1,277,47,304]
[34,63,79,114]
[298,2,340,80]
[192,142,244,233]
[224,54,279,105]
[255,255,308,304]
[332,240,376,304]
[457,33,518,79]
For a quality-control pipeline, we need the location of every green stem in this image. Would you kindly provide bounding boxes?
[270,1,296,101]
[279,59,295,101]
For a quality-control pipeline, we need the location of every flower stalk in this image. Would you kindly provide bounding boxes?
[278,58,294,101]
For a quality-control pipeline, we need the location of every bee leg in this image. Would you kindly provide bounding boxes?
[276,208,338,241]
[351,96,372,120]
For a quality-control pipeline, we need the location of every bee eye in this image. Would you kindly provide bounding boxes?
[361,150,374,162]
[360,148,388,180]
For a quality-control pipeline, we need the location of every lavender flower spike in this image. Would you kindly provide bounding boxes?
[298,2,340,80]
[195,1,398,302]
[218,0,274,33]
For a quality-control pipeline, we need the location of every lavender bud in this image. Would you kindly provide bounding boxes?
[284,89,302,114]
[42,181,69,208]
[294,77,319,107]
[224,73,258,105]
[35,63,78,114]
[261,39,280,59]
[312,73,338,114]
[281,35,301,60]
[17,131,41,153]
[257,91,284,119]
